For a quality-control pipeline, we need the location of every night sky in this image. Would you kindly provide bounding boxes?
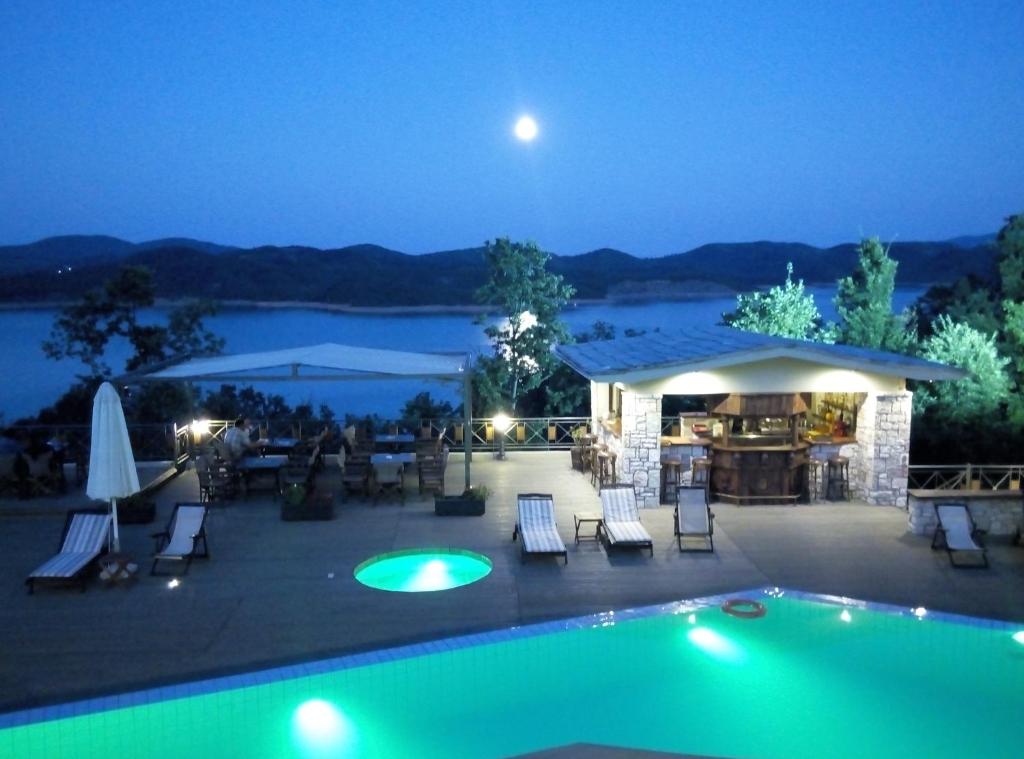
[1,1,1021,255]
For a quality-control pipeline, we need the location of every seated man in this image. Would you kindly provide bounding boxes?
[224,418,260,461]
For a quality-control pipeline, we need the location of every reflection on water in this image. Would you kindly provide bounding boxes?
[0,287,924,420]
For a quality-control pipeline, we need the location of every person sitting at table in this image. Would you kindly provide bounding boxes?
[224,417,261,461]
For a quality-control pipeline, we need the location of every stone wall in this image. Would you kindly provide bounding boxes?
[855,391,912,506]
[907,490,1024,537]
[619,391,662,507]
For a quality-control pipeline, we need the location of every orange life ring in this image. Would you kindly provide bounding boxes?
[721,598,767,619]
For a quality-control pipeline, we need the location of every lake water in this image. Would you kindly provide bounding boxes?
[1,287,924,422]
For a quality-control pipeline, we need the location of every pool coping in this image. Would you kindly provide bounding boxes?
[2,585,1019,730]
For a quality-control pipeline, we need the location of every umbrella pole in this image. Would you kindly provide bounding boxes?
[110,497,121,553]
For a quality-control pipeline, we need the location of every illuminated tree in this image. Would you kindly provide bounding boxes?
[834,237,916,352]
[722,262,834,341]
[474,238,574,414]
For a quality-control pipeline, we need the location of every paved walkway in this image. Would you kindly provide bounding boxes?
[2,451,1022,712]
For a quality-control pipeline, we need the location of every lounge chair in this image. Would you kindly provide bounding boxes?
[599,484,653,556]
[513,493,568,564]
[26,509,111,593]
[151,503,209,575]
[931,503,988,568]
[341,455,370,496]
[675,485,714,552]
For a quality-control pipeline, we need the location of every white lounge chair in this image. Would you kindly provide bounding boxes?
[932,503,988,568]
[513,493,567,564]
[26,509,111,593]
[675,485,714,552]
[151,503,209,575]
[599,484,653,556]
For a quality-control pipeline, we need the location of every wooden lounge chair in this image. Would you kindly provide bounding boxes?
[26,508,111,594]
[151,503,210,575]
[599,484,653,556]
[513,493,568,564]
[675,485,714,552]
[931,503,988,568]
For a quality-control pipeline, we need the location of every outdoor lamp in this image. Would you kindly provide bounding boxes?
[191,419,210,444]
[493,413,511,460]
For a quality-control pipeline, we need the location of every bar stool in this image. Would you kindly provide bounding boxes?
[826,456,851,501]
[596,451,617,491]
[807,458,826,502]
[660,457,682,504]
[691,457,710,487]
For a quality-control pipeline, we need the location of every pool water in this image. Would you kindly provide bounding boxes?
[353,548,492,592]
[2,590,1022,758]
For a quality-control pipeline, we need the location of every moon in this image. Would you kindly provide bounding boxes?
[514,115,538,141]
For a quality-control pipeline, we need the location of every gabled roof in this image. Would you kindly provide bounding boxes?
[136,343,468,382]
[554,325,964,383]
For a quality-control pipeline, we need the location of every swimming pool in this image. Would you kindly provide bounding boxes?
[2,588,1021,758]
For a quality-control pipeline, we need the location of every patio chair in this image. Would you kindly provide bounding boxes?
[675,485,714,552]
[26,508,111,594]
[599,484,653,556]
[372,461,404,505]
[417,455,445,495]
[342,455,370,496]
[513,493,568,564]
[931,503,988,568]
[151,503,210,575]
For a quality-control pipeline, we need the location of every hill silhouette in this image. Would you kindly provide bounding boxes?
[0,234,998,307]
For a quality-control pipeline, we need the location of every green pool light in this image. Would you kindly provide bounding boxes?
[1013,631,1024,645]
[354,548,492,592]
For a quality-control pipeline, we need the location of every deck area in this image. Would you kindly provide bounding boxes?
[2,450,1022,713]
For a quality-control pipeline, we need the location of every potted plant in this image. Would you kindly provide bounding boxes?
[434,485,488,516]
[280,483,334,521]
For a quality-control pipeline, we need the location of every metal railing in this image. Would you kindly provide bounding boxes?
[4,423,182,464]
[908,464,1024,491]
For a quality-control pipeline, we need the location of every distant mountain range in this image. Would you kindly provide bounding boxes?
[0,233,998,307]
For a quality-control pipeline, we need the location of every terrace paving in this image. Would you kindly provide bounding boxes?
[1,451,1022,714]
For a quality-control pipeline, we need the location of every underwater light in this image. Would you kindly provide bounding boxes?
[293,699,348,750]
[840,609,852,623]
[913,607,928,619]
[687,627,745,663]
[1012,631,1024,645]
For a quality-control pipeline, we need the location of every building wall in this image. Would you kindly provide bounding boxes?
[854,391,913,505]
[619,390,662,507]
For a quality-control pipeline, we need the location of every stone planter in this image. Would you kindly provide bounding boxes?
[434,495,486,516]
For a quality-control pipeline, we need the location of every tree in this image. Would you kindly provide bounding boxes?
[997,213,1024,302]
[474,238,575,414]
[834,238,916,352]
[722,262,834,341]
[914,315,1010,424]
[43,265,224,376]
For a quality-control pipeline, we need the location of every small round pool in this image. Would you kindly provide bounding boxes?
[354,548,492,592]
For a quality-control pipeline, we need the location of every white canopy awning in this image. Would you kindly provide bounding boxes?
[131,342,473,489]
[141,343,468,382]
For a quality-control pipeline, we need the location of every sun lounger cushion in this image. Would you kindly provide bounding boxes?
[601,486,653,546]
[517,496,566,554]
[29,513,110,579]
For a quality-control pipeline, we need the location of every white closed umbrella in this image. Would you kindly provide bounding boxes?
[86,382,140,553]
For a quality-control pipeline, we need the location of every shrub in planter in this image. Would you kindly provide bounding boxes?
[434,485,488,516]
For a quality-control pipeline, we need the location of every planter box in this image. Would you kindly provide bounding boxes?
[117,500,156,525]
[434,495,486,516]
[281,493,335,521]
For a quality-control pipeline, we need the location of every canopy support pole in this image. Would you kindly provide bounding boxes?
[463,355,472,491]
